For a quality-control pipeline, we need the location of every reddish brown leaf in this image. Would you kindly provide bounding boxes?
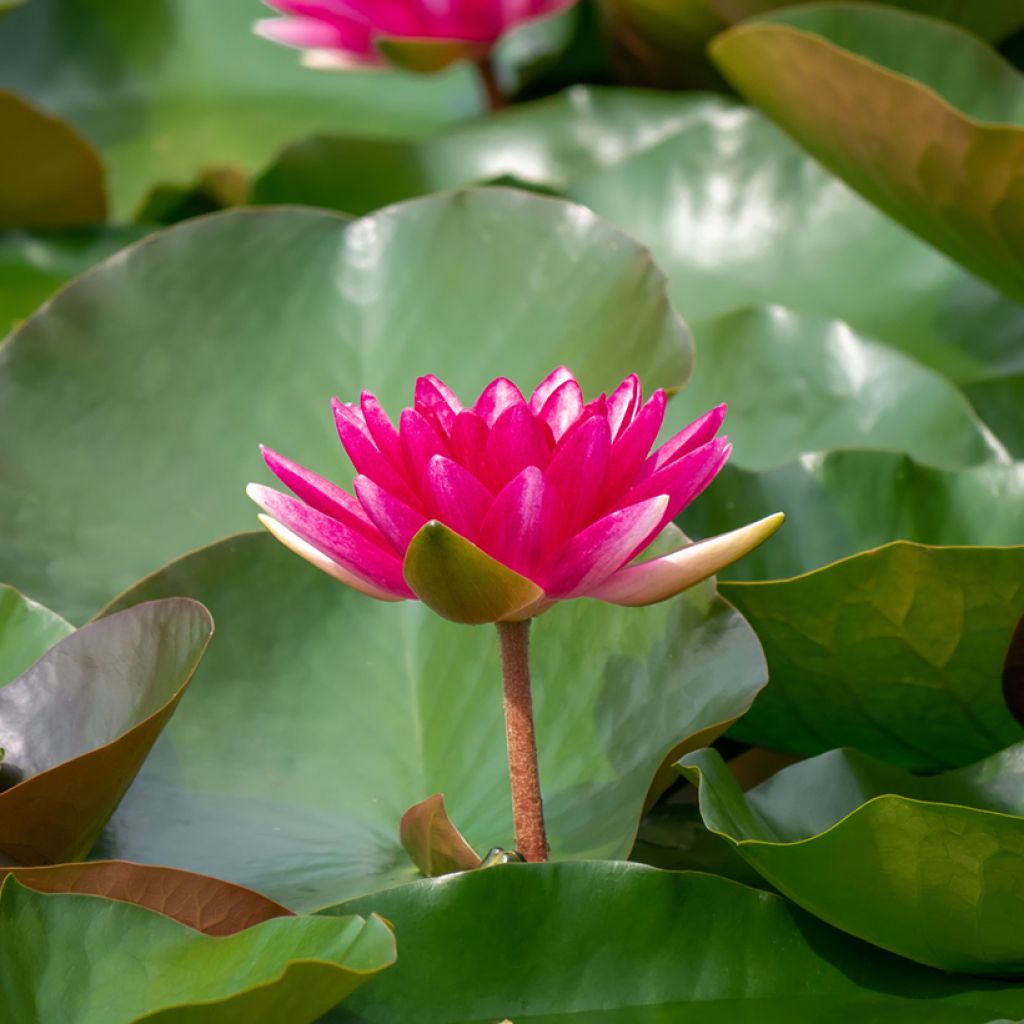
[400,794,482,877]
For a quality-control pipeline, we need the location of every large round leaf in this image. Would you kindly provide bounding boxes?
[0,192,692,623]
[710,4,1024,301]
[669,306,997,470]
[720,543,1024,771]
[568,101,1024,384]
[0,583,71,686]
[0,90,105,228]
[0,878,394,1022]
[684,453,1024,580]
[0,598,213,864]
[966,374,1024,458]
[252,87,736,216]
[681,744,1024,973]
[323,862,1024,1022]
[0,226,147,336]
[0,0,480,218]
[94,532,766,909]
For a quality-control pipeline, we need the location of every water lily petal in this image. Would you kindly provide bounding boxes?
[450,410,488,478]
[481,403,551,492]
[360,391,403,468]
[538,378,584,441]
[645,403,727,476]
[541,495,669,598]
[426,455,492,540]
[544,413,611,546]
[477,466,548,578]
[414,375,463,436]
[603,389,667,499]
[331,397,416,503]
[473,377,526,427]
[400,408,452,497]
[354,474,427,554]
[606,374,640,439]
[588,514,786,606]
[529,366,575,413]
[623,436,732,518]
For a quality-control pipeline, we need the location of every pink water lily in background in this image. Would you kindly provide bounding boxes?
[255,0,578,72]
[248,369,783,623]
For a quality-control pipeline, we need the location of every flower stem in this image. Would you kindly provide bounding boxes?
[496,619,548,862]
[475,55,506,112]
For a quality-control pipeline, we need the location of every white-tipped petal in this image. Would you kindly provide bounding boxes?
[257,514,405,602]
[588,513,785,607]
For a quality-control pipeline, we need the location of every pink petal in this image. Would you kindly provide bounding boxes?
[415,375,463,437]
[254,13,376,59]
[542,413,611,547]
[606,375,640,439]
[360,391,403,468]
[529,366,575,413]
[622,437,732,517]
[477,466,549,579]
[473,377,526,427]
[332,397,416,504]
[426,455,492,541]
[539,378,584,441]
[602,389,666,500]
[248,484,413,597]
[644,404,727,476]
[450,410,488,478]
[540,495,670,598]
[259,445,380,544]
[354,474,427,554]
[588,514,785,606]
[400,408,452,496]
[480,403,551,492]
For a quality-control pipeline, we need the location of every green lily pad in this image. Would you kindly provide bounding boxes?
[6,860,292,935]
[569,101,1024,384]
[0,583,72,686]
[322,861,1024,1022]
[95,531,766,909]
[719,543,1024,771]
[669,305,998,471]
[0,226,147,337]
[966,374,1024,458]
[710,4,1024,301]
[680,743,1024,973]
[0,89,105,228]
[0,598,212,865]
[252,87,735,216]
[0,877,393,1022]
[0,191,691,624]
[683,453,1024,581]
[0,0,480,219]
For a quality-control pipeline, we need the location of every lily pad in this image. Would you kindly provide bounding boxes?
[668,305,998,471]
[252,87,735,216]
[710,4,1024,301]
[399,794,482,877]
[0,0,480,218]
[0,90,105,228]
[0,877,393,1022]
[0,583,72,686]
[684,453,1024,581]
[966,374,1024,458]
[0,191,691,623]
[0,598,213,864]
[569,101,1024,384]
[720,543,1024,771]
[323,861,1024,1022]
[6,860,291,935]
[95,531,766,909]
[680,744,1024,973]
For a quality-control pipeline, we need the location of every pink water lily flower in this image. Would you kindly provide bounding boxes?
[254,0,578,73]
[248,369,783,624]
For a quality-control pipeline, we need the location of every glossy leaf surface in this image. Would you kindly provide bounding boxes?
[0,878,393,1022]
[0,193,691,623]
[0,599,213,864]
[711,5,1024,300]
[721,543,1024,769]
[399,794,482,877]
[681,745,1024,973]
[0,584,72,686]
[95,532,766,909]
[323,862,1024,1022]
[0,0,479,218]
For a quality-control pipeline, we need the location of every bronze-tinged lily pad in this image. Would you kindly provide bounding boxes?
[0,90,106,228]
[0,598,213,865]
[400,794,482,877]
[6,860,292,936]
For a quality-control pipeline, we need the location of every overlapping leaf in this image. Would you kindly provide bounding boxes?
[323,862,1024,1022]
[720,543,1024,770]
[0,191,691,623]
[0,583,71,685]
[681,744,1024,973]
[0,878,393,1022]
[94,532,766,909]
[711,4,1024,301]
[0,598,212,864]
[0,0,480,218]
